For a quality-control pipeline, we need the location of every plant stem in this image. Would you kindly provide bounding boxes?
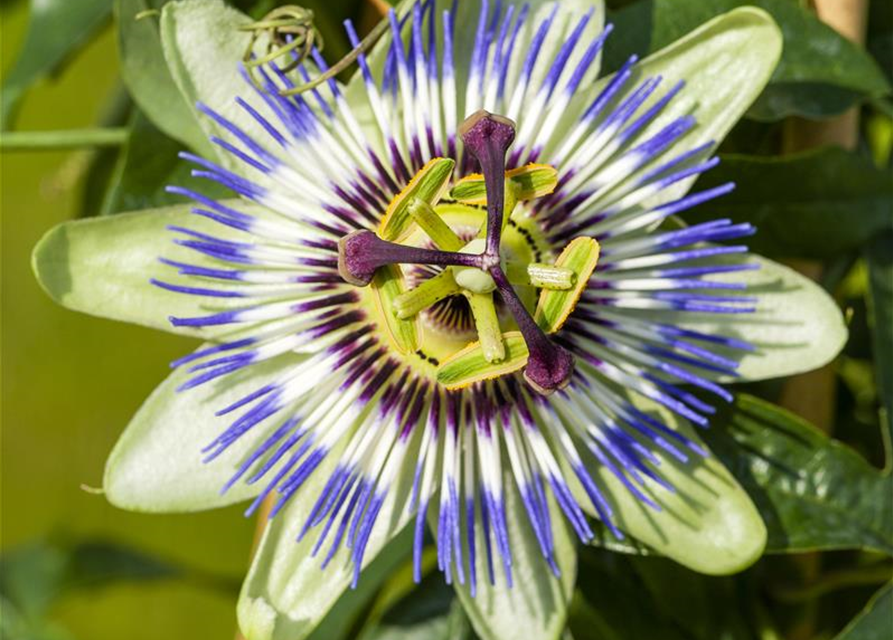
[0,127,129,151]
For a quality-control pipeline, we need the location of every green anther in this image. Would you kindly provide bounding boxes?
[450,164,559,204]
[526,263,575,289]
[504,261,575,289]
[393,271,461,320]
[466,292,505,363]
[408,199,463,251]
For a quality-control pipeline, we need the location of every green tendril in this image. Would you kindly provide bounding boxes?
[240,5,390,97]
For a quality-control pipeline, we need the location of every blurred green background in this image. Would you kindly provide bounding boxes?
[1,3,254,638]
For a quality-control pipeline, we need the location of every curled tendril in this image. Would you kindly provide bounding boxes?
[240,4,390,97]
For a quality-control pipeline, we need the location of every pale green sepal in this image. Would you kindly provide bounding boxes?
[444,480,577,640]
[535,237,600,334]
[160,0,279,178]
[558,391,767,575]
[648,255,848,382]
[450,164,559,205]
[104,349,305,512]
[598,8,783,208]
[238,440,416,640]
[437,332,529,390]
[379,158,455,242]
[370,264,419,354]
[32,202,252,340]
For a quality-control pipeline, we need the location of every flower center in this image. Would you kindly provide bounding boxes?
[337,111,601,395]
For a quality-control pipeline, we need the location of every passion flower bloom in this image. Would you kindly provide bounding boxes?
[33,0,847,637]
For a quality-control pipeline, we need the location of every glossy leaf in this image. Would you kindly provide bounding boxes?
[447,484,577,640]
[569,550,690,640]
[703,394,893,555]
[604,0,891,120]
[116,0,211,154]
[238,443,415,640]
[32,202,252,339]
[357,574,472,640]
[560,389,766,575]
[688,148,893,260]
[835,581,893,640]
[2,0,111,126]
[104,350,304,512]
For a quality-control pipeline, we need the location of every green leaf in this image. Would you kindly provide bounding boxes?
[570,550,690,640]
[0,539,182,619]
[835,581,893,640]
[686,148,893,260]
[447,484,577,640]
[357,573,472,640]
[116,0,210,154]
[604,0,891,120]
[594,6,782,209]
[104,350,304,512]
[437,332,529,390]
[627,555,763,640]
[238,443,415,640]
[643,254,848,382]
[101,111,228,215]
[559,390,767,575]
[1,0,112,126]
[32,202,252,339]
[703,394,893,555]
[535,236,600,334]
[865,232,893,466]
